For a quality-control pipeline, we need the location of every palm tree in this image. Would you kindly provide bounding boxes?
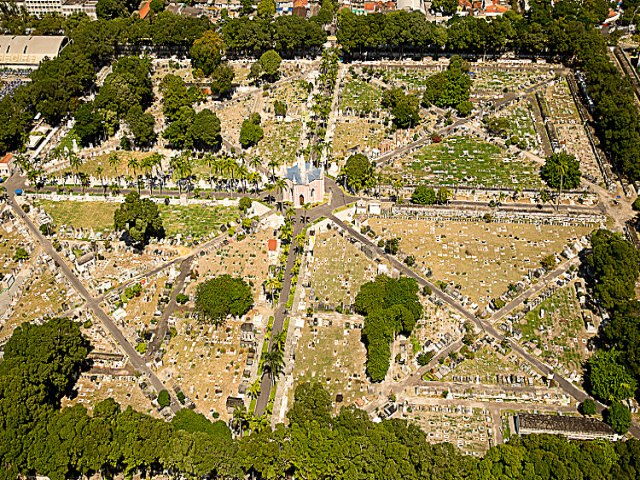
[264,277,281,304]
[108,152,121,174]
[96,165,107,195]
[248,156,262,173]
[204,153,216,191]
[294,232,306,253]
[26,168,40,191]
[248,171,261,194]
[140,156,155,195]
[69,153,83,183]
[262,348,284,380]
[272,330,286,353]
[285,206,296,222]
[237,164,249,194]
[268,159,279,180]
[302,202,312,224]
[172,154,193,197]
[275,178,288,210]
[127,155,140,193]
[248,379,261,400]
[78,172,90,194]
[110,183,120,196]
[265,183,275,204]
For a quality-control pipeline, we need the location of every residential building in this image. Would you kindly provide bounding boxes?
[0,153,13,177]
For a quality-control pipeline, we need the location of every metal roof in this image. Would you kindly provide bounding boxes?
[0,35,68,66]
[285,162,323,185]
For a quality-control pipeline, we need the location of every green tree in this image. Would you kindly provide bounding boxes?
[210,63,235,98]
[411,185,437,205]
[342,153,375,193]
[113,192,165,248]
[13,247,29,261]
[586,229,640,311]
[239,115,264,149]
[187,109,222,151]
[190,30,225,77]
[431,0,458,14]
[257,50,282,82]
[126,105,156,147]
[541,152,581,197]
[273,100,287,118]
[195,275,254,324]
[149,0,165,13]
[157,390,171,408]
[239,196,252,212]
[605,401,632,434]
[256,0,275,18]
[586,349,637,402]
[171,409,231,439]
[579,399,597,416]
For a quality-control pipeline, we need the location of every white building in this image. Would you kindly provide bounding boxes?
[0,35,68,69]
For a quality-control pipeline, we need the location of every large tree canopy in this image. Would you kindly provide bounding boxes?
[195,275,254,324]
[114,192,165,247]
[190,30,225,77]
[586,349,637,402]
[355,275,423,381]
[341,153,375,193]
[541,152,582,190]
[586,229,640,312]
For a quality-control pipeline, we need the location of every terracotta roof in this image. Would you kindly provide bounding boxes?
[268,239,277,251]
[0,153,13,164]
[485,4,508,12]
[293,0,308,6]
[139,0,151,19]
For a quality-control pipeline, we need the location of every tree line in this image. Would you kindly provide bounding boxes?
[3,317,640,479]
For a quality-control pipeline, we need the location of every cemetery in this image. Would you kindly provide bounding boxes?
[332,120,387,162]
[518,282,594,375]
[470,67,557,97]
[484,100,542,154]
[400,403,494,455]
[288,312,370,413]
[338,75,383,117]
[384,136,545,189]
[366,217,593,306]
[256,120,303,167]
[307,229,383,308]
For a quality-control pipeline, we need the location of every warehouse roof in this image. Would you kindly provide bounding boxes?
[0,35,68,66]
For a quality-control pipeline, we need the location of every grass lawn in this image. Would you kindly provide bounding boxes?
[332,121,386,160]
[159,204,238,239]
[291,316,368,413]
[34,199,119,232]
[256,120,302,167]
[309,231,382,307]
[386,136,544,189]
[34,199,238,239]
[57,150,156,180]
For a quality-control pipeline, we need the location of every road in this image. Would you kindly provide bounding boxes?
[4,175,180,413]
[147,257,192,358]
[254,178,356,416]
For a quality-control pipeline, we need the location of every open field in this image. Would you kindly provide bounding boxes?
[308,230,382,308]
[384,136,544,189]
[160,203,238,239]
[188,228,273,301]
[0,225,27,276]
[519,283,591,373]
[367,218,592,305]
[33,199,237,239]
[485,100,540,153]
[471,69,556,95]
[264,80,309,117]
[159,314,264,421]
[441,343,542,386]
[34,199,119,233]
[290,313,369,412]
[63,374,159,418]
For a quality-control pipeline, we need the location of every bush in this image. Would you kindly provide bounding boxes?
[579,399,597,416]
[239,196,252,212]
[176,293,189,305]
[157,390,171,408]
[605,401,631,434]
[417,351,433,366]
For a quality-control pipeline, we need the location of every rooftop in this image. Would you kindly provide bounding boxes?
[285,162,323,185]
[0,153,13,164]
[0,36,68,66]
[518,413,615,436]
